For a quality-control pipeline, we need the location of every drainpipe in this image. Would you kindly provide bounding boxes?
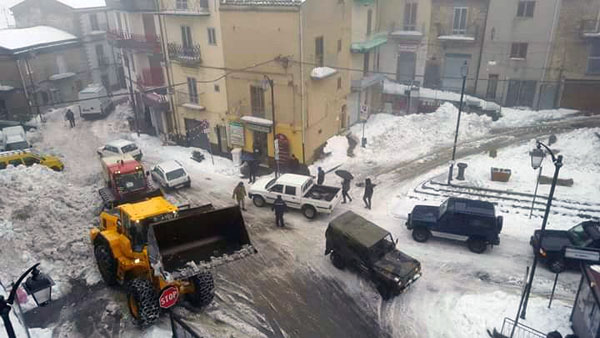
[473,0,490,95]
[537,0,561,110]
[299,4,306,164]
[155,0,178,136]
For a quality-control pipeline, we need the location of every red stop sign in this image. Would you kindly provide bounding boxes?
[159,286,179,309]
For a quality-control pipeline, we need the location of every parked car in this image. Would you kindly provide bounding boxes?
[530,221,600,273]
[325,211,421,299]
[248,173,341,219]
[406,197,503,253]
[78,84,114,119]
[97,139,142,161]
[0,149,63,171]
[151,160,191,189]
[1,126,29,151]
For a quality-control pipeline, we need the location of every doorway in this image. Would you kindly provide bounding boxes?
[253,131,268,161]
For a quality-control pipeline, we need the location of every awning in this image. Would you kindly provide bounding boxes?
[351,35,387,53]
[241,115,272,133]
[143,92,169,110]
[351,74,384,91]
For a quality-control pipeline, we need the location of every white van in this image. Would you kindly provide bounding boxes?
[1,126,29,151]
[78,85,113,119]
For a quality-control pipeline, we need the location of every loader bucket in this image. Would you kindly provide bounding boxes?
[147,206,256,280]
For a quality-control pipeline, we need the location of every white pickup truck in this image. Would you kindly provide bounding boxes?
[248,173,342,219]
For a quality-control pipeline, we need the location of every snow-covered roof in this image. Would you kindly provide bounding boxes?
[11,0,106,10]
[106,139,136,148]
[438,35,475,42]
[0,26,78,53]
[276,173,310,186]
[156,160,185,173]
[310,67,337,80]
[241,116,273,127]
[49,72,76,81]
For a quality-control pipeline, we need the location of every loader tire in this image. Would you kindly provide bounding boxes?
[187,272,215,308]
[94,239,118,286]
[127,278,160,327]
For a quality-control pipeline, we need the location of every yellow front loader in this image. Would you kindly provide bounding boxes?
[89,197,256,326]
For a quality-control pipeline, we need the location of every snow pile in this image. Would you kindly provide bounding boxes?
[309,135,349,174]
[0,26,77,51]
[0,165,101,297]
[310,67,337,79]
[495,107,579,129]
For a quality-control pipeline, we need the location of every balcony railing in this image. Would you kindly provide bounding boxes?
[107,30,161,53]
[161,0,210,15]
[176,90,206,110]
[435,23,479,42]
[168,43,202,65]
[139,67,165,88]
[581,20,600,38]
[105,0,158,12]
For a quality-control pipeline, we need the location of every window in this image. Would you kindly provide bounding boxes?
[486,74,498,99]
[90,13,99,31]
[95,44,105,65]
[181,25,193,49]
[176,0,188,10]
[315,36,324,67]
[22,156,40,166]
[250,85,265,117]
[587,42,600,74]
[200,0,209,9]
[270,184,283,193]
[517,1,535,17]
[187,77,198,103]
[129,53,135,72]
[453,7,468,35]
[284,186,296,196]
[214,84,220,92]
[337,77,342,90]
[207,28,217,45]
[337,39,342,53]
[510,43,528,59]
[404,2,418,31]
[366,9,372,36]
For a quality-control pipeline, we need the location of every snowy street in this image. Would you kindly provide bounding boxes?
[1,103,599,337]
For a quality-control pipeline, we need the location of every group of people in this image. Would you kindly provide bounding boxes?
[232,166,377,229]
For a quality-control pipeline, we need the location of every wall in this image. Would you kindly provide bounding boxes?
[12,0,79,35]
[0,57,30,120]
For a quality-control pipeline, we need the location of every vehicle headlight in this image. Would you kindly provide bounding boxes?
[394,277,400,283]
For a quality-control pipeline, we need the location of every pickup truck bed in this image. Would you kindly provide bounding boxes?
[304,185,340,202]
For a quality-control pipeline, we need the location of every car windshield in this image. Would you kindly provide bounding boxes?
[371,234,396,259]
[265,178,277,189]
[568,224,591,246]
[439,200,448,218]
[166,168,186,181]
[121,144,138,153]
[115,171,146,192]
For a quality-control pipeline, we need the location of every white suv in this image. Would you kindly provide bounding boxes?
[151,160,191,189]
[97,139,142,161]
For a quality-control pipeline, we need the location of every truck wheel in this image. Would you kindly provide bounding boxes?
[94,239,118,286]
[50,166,61,171]
[127,278,160,327]
[549,259,566,274]
[302,205,317,219]
[412,228,430,243]
[330,252,345,270]
[467,238,487,254]
[187,272,215,308]
[376,283,393,300]
[252,195,265,207]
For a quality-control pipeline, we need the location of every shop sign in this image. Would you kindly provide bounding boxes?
[229,121,245,146]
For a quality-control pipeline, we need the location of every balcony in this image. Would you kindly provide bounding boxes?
[436,23,478,43]
[176,90,205,111]
[161,0,210,16]
[139,67,165,88]
[105,0,157,12]
[168,43,202,65]
[581,20,600,38]
[107,30,161,53]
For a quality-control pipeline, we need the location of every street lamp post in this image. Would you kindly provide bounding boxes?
[0,263,54,338]
[448,61,469,184]
[520,141,563,319]
[263,75,278,178]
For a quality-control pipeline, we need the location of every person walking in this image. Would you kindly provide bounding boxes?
[363,178,376,209]
[248,160,257,184]
[289,154,299,174]
[272,195,287,228]
[232,182,247,211]
[317,167,325,185]
[341,177,352,203]
[65,109,75,128]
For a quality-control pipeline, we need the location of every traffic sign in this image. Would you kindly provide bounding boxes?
[564,247,600,263]
[159,286,179,309]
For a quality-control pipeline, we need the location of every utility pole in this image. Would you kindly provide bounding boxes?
[124,53,140,136]
[24,56,43,123]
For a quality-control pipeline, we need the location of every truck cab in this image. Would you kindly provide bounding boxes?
[248,173,341,219]
[406,197,503,253]
[100,155,160,208]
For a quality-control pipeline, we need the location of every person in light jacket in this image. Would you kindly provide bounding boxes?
[232,182,247,211]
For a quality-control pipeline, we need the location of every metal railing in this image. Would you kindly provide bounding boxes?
[176,90,203,106]
[497,317,545,338]
[139,67,165,87]
[435,23,479,40]
[167,43,202,65]
[107,30,161,53]
[161,0,210,14]
[105,0,158,12]
[581,19,600,37]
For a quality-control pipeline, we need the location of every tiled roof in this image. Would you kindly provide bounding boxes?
[220,0,304,6]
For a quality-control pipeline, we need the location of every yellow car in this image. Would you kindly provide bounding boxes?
[0,150,64,171]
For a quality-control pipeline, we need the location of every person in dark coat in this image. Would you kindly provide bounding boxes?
[341,177,352,203]
[232,182,247,210]
[248,160,257,184]
[363,178,376,209]
[272,195,287,227]
[65,109,75,128]
[317,167,325,185]
[289,154,300,174]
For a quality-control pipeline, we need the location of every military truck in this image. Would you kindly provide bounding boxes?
[99,154,161,208]
[90,196,256,326]
[325,211,421,299]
